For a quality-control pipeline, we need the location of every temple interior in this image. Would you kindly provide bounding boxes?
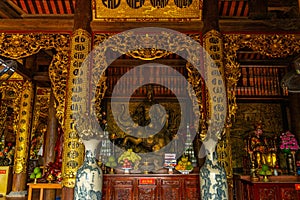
[0,0,300,200]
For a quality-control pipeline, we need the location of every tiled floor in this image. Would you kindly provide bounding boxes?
[0,192,38,200]
[0,190,59,200]
[0,197,27,200]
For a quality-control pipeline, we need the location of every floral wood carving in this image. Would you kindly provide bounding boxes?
[223,33,300,121]
[0,33,71,128]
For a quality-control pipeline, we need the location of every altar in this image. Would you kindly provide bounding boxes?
[234,174,300,200]
[102,173,200,200]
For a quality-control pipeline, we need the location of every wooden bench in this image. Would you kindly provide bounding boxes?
[27,183,62,200]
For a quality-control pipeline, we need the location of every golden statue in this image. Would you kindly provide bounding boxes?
[114,85,177,153]
[246,121,277,169]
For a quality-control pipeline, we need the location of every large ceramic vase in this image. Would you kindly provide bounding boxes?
[74,139,103,200]
[199,151,228,200]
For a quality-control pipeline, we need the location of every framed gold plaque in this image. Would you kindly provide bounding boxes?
[94,0,202,21]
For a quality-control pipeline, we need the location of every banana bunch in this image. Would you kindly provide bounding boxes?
[118,148,141,164]
[105,156,117,168]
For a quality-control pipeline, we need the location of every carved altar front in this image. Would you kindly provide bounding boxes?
[234,174,300,200]
[102,173,200,200]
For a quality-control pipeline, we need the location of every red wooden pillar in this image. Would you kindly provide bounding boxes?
[43,90,58,200]
[288,93,300,160]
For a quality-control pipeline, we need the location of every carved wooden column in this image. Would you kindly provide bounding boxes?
[61,0,92,199]
[202,0,219,34]
[10,81,34,196]
[289,93,300,160]
[43,89,58,200]
[249,0,268,19]
[202,0,233,199]
[298,0,300,15]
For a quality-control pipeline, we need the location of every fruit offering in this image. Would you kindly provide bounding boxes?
[121,158,132,169]
[259,164,272,176]
[175,156,193,171]
[30,167,42,180]
[118,149,141,170]
[118,149,141,164]
[105,156,118,168]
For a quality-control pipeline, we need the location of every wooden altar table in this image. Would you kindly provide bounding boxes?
[234,174,300,200]
[27,183,62,200]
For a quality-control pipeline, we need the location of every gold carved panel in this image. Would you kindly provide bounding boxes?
[93,0,202,21]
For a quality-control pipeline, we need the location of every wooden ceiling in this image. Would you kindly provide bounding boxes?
[11,0,75,15]
[219,0,249,17]
[1,0,250,17]
[0,0,299,86]
[0,0,75,18]
[0,0,298,33]
[0,0,297,18]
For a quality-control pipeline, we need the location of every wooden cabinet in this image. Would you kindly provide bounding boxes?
[137,184,157,200]
[234,174,300,200]
[160,178,182,199]
[102,173,200,200]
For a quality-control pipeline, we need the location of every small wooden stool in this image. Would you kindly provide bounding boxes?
[27,183,62,200]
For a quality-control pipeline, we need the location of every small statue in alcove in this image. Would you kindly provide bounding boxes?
[246,121,278,169]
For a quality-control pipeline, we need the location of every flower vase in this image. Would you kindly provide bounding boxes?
[199,151,228,200]
[286,152,295,175]
[74,139,103,200]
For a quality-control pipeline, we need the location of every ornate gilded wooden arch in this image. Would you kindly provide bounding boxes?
[0,33,71,128]
[93,32,205,136]
[223,33,300,123]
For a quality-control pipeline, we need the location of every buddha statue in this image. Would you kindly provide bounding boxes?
[118,85,175,152]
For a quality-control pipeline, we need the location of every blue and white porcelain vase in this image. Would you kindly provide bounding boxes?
[199,151,228,200]
[74,139,103,200]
